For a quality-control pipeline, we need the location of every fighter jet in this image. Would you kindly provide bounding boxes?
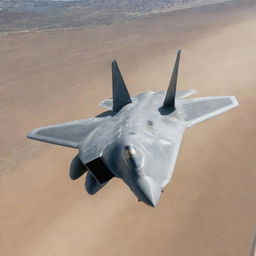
[27,51,239,207]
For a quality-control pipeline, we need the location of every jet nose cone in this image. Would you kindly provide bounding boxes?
[136,177,161,207]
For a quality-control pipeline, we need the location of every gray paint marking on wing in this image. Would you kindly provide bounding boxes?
[27,51,239,207]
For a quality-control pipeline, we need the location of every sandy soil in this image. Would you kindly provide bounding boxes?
[1,1,256,256]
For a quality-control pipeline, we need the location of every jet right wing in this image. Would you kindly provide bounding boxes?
[180,96,239,127]
[27,117,108,148]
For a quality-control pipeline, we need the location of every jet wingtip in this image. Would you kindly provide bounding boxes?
[27,128,37,139]
[231,96,239,107]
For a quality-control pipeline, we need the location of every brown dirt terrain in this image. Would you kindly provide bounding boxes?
[1,1,256,256]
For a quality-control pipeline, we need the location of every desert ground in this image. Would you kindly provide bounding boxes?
[1,1,256,255]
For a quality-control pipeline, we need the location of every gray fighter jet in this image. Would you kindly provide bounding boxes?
[27,51,239,207]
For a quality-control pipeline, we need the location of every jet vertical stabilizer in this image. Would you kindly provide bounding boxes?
[163,50,181,110]
[112,60,132,112]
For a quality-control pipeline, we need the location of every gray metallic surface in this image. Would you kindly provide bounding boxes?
[27,51,239,207]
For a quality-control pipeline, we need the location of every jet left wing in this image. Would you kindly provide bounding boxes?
[180,96,239,127]
[27,117,107,148]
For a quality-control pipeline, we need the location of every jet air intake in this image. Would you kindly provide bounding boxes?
[85,157,114,184]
